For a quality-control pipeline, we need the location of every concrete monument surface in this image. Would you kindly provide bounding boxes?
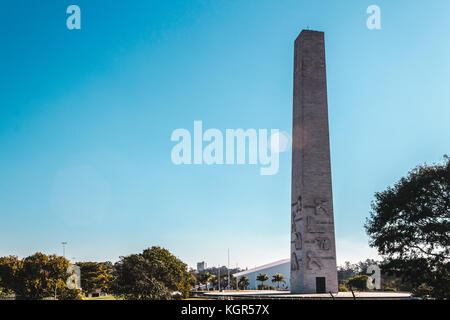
[290,30,338,294]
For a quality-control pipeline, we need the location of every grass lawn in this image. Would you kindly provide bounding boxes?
[83,295,121,300]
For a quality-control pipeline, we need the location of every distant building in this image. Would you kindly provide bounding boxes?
[197,261,207,272]
[233,259,290,290]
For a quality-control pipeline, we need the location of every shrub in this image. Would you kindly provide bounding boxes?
[347,275,369,291]
[338,284,348,292]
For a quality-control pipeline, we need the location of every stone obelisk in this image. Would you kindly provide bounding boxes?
[290,30,338,294]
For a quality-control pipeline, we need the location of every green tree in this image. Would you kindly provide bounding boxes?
[227,274,237,290]
[188,269,199,289]
[113,246,192,300]
[0,256,22,295]
[113,253,170,300]
[271,273,286,290]
[0,253,82,300]
[365,157,450,299]
[200,272,213,290]
[338,259,380,282]
[76,262,115,294]
[256,273,269,289]
[238,276,250,290]
[347,275,369,291]
[208,274,217,290]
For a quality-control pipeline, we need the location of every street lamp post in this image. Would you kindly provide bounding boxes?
[218,266,220,291]
[61,242,67,258]
[227,248,230,291]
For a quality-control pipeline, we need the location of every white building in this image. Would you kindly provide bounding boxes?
[233,259,290,290]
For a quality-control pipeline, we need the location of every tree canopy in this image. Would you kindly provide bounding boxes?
[271,273,286,289]
[365,157,450,299]
[0,253,81,300]
[113,246,192,300]
[76,262,115,294]
[347,275,369,291]
[238,276,250,290]
[256,273,269,289]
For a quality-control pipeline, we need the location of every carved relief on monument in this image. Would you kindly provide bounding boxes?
[293,232,302,250]
[291,252,301,271]
[291,196,303,221]
[306,216,332,233]
[315,237,331,250]
[306,250,335,270]
[314,199,329,216]
[306,251,334,270]
[306,251,323,270]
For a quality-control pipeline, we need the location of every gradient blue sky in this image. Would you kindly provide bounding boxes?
[1,0,449,269]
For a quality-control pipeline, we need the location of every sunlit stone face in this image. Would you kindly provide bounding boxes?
[290,30,338,294]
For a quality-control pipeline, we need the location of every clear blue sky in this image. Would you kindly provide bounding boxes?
[1,0,450,269]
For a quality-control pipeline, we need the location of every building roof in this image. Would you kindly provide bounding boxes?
[233,259,290,277]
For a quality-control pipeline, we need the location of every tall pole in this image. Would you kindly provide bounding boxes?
[227,248,230,290]
[218,266,221,291]
[61,242,67,258]
[255,265,257,290]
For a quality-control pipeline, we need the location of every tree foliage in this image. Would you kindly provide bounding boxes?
[337,259,379,282]
[338,283,348,292]
[271,273,286,289]
[76,262,115,294]
[0,256,22,295]
[113,246,192,300]
[347,275,369,291]
[199,272,213,290]
[0,253,82,300]
[238,276,250,290]
[365,157,450,299]
[256,273,269,289]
